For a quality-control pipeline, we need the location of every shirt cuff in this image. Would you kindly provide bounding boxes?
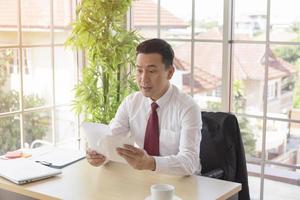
[153,156,168,173]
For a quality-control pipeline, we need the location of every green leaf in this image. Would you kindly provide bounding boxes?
[65,0,139,123]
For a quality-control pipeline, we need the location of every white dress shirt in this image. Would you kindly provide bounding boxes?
[109,84,202,176]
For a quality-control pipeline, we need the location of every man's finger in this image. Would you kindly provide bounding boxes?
[123,144,137,150]
[116,148,136,159]
[118,152,135,164]
[87,158,104,166]
[87,153,105,159]
[122,144,145,156]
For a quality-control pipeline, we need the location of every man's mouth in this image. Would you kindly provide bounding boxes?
[141,86,152,91]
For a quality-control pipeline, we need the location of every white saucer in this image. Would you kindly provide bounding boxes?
[144,195,182,200]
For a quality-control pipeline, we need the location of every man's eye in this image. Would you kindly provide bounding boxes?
[149,70,155,73]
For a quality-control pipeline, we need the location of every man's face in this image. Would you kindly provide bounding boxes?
[136,53,174,101]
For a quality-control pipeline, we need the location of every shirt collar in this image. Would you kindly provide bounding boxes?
[146,84,173,109]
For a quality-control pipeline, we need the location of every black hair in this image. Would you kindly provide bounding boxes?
[136,38,174,69]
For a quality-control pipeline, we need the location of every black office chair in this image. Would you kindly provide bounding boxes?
[199,112,250,200]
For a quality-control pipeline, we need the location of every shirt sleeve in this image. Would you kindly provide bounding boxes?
[154,103,202,176]
[109,97,130,136]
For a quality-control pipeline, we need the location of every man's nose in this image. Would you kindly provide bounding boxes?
[141,71,149,82]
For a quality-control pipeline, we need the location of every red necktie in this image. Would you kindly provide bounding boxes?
[144,102,160,156]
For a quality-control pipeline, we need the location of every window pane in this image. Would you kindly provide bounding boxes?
[171,41,191,95]
[237,116,260,159]
[270,0,300,42]
[23,110,52,147]
[269,45,300,121]
[53,0,74,44]
[234,0,267,41]
[160,0,191,39]
[23,47,52,109]
[0,115,20,155]
[265,120,289,161]
[0,0,18,46]
[55,106,77,144]
[247,173,262,200]
[263,120,300,199]
[21,0,51,45]
[238,115,262,199]
[264,178,300,200]
[0,48,20,113]
[267,120,300,168]
[54,47,76,105]
[193,42,222,111]
[132,0,158,38]
[239,116,263,200]
[232,44,266,116]
[195,0,223,40]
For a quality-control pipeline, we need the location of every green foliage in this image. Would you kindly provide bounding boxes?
[233,80,246,113]
[65,0,140,123]
[237,116,256,156]
[274,37,300,108]
[207,101,221,111]
[290,22,300,34]
[274,44,300,64]
[0,49,14,86]
[0,92,49,155]
[232,80,256,155]
[0,113,20,155]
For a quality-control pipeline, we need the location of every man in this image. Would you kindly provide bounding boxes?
[87,38,202,176]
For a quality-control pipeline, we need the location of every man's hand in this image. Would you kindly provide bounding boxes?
[116,144,156,171]
[86,149,106,167]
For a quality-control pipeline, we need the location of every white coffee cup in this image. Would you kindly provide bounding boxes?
[150,184,175,200]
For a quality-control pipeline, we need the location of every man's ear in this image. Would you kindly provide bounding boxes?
[167,65,175,80]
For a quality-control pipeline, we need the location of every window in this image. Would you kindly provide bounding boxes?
[0,0,79,154]
[207,86,222,98]
[132,0,224,111]
[131,0,300,199]
[1,0,300,199]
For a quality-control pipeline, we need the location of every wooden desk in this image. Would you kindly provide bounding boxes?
[0,159,241,200]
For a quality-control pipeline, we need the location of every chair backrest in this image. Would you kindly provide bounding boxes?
[200,111,250,200]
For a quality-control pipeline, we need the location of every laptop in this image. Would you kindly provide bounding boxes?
[0,158,61,185]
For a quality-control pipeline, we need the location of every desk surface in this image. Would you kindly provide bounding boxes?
[0,159,241,200]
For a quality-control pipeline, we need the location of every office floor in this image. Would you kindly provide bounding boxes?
[248,175,300,200]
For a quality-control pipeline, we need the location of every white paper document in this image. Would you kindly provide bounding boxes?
[81,122,134,164]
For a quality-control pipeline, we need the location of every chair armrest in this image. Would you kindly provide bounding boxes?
[30,140,53,149]
[202,168,224,179]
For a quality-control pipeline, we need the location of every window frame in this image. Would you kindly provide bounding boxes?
[129,0,300,199]
[0,0,81,149]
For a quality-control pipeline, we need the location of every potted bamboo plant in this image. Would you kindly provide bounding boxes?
[65,0,140,123]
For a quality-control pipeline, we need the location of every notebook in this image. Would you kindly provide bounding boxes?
[0,158,61,185]
[32,147,86,169]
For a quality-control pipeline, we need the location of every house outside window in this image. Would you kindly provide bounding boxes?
[267,80,278,100]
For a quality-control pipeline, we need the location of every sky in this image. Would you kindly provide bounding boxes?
[158,0,300,24]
